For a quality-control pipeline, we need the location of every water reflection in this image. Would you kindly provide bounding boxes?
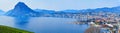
[14,17,30,29]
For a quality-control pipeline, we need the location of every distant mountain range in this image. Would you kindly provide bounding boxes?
[2,2,120,17]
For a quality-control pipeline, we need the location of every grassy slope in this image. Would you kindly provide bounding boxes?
[0,25,33,33]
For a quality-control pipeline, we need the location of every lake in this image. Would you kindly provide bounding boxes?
[0,16,89,33]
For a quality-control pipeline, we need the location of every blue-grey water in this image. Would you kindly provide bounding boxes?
[0,16,89,33]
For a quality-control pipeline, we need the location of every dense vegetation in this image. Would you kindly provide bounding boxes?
[0,25,33,33]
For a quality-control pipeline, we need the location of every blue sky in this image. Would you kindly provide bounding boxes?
[0,0,120,11]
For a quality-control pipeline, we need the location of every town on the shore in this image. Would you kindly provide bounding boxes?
[72,11,120,33]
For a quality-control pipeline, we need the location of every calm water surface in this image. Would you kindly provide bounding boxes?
[0,16,89,33]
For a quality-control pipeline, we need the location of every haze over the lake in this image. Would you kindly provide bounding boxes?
[0,0,120,11]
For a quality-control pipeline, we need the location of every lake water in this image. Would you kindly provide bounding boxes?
[0,16,89,33]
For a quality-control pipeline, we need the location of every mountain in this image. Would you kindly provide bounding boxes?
[4,2,120,17]
[34,9,55,14]
[60,6,120,14]
[32,6,120,17]
[0,10,4,15]
[5,2,40,17]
